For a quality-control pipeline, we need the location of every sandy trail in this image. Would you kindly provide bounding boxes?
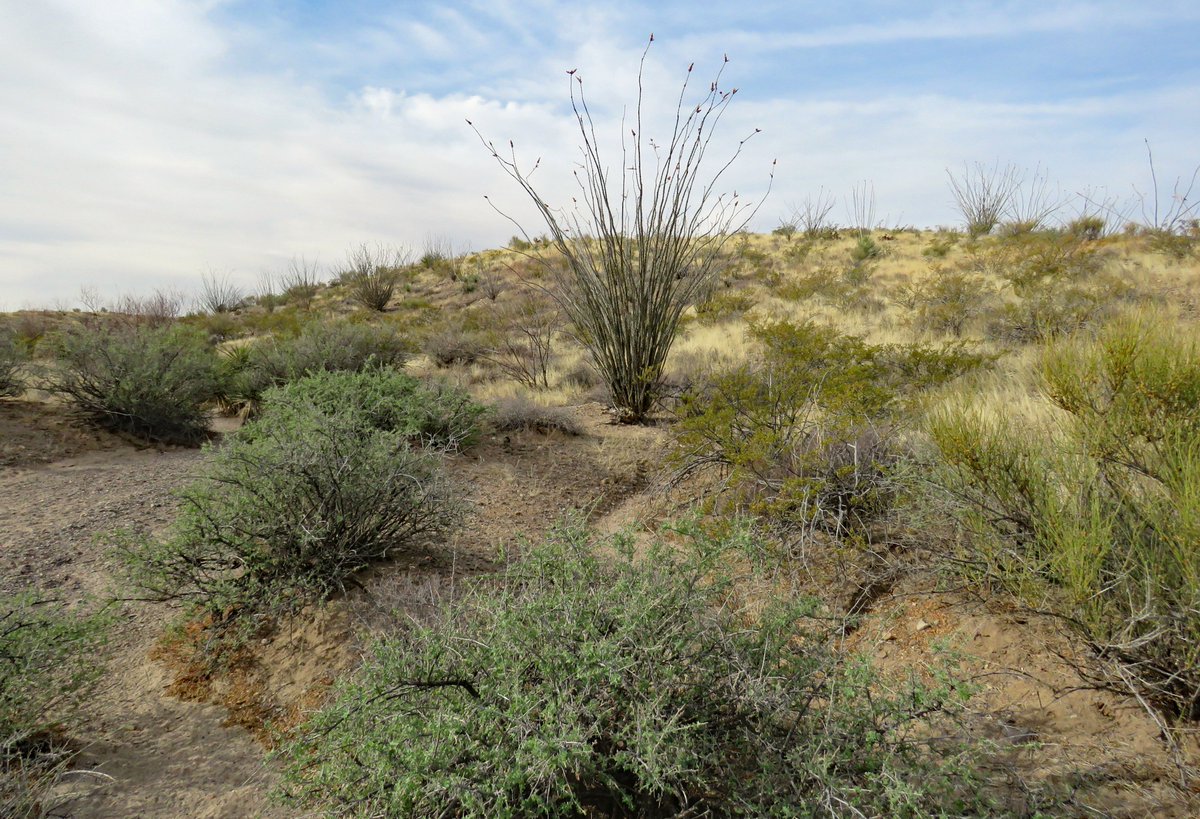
[1,444,285,818]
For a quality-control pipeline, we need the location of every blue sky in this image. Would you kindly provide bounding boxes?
[2,0,1198,307]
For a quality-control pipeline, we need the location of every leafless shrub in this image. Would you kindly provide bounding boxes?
[479,269,508,301]
[1136,139,1200,234]
[76,286,187,328]
[1002,164,1066,234]
[947,161,1022,237]
[198,271,245,314]
[472,37,770,421]
[342,243,409,312]
[481,293,558,389]
[845,180,877,237]
[114,289,188,327]
[489,396,584,436]
[281,255,322,309]
[791,187,838,238]
[421,320,486,367]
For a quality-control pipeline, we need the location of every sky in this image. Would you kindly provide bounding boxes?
[2,0,1199,309]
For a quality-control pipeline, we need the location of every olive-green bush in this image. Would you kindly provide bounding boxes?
[675,320,991,538]
[47,324,221,444]
[117,370,477,614]
[276,520,1007,817]
[929,315,1200,719]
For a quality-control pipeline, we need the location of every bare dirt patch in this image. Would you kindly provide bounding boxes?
[1,421,285,817]
[848,576,1200,817]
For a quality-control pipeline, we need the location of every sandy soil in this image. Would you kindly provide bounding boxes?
[0,402,286,818]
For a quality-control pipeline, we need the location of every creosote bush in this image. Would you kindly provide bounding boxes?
[254,368,486,452]
[116,369,476,614]
[0,331,29,397]
[276,520,1008,817]
[219,319,413,412]
[896,268,996,336]
[675,320,991,539]
[929,315,1200,719]
[47,323,221,444]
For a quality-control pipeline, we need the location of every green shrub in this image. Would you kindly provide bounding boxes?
[2,594,110,818]
[0,331,29,397]
[772,219,798,240]
[929,315,1200,719]
[420,316,489,367]
[693,289,756,325]
[849,233,883,266]
[1144,226,1197,260]
[985,281,1122,344]
[896,268,996,336]
[675,321,988,538]
[922,233,958,258]
[1066,215,1106,241]
[776,265,844,302]
[47,324,221,444]
[258,368,485,452]
[116,387,467,613]
[276,520,1001,817]
[222,319,412,411]
[977,233,1105,295]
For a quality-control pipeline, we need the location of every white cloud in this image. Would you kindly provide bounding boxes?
[0,1,1197,308]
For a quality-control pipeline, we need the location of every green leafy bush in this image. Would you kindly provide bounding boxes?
[47,324,221,444]
[2,594,110,817]
[929,315,1200,719]
[276,521,1000,817]
[674,321,989,538]
[220,319,412,412]
[849,233,883,266]
[257,368,485,452]
[0,331,29,397]
[117,377,469,614]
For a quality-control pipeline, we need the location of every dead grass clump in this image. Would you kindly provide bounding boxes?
[489,396,584,436]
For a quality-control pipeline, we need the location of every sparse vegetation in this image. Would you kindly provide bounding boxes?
[1,594,110,819]
[929,315,1200,720]
[116,369,476,615]
[489,395,584,435]
[46,323,222,444]
[0,330,29,396]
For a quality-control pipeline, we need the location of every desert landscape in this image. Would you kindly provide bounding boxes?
[3,186,1200,816]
